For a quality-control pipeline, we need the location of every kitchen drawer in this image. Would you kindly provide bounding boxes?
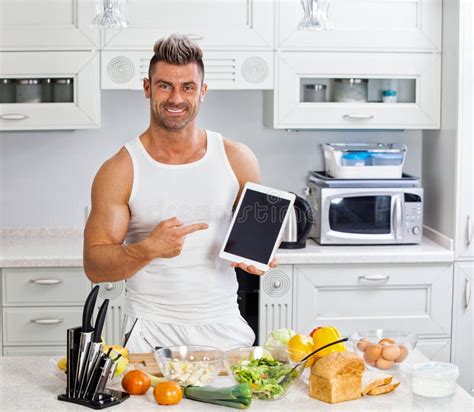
[3,307,82,346]
[293,263,453,338]
[3,346,66,357]
[2,268,91,306]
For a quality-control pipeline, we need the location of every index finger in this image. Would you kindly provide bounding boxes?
[176,222,209,236]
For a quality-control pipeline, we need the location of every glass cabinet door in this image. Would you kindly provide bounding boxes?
[0,51,100,130]
[264,51,440,129]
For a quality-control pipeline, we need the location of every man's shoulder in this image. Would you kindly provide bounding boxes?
[222,137,255,160]
[99,147,133,177]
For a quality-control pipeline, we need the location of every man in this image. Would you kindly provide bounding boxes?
[83,34,278,352]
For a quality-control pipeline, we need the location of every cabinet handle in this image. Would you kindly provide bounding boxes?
[0,114,28,120]
[465,278,471,309]
[182,34,204,41]
[31,318,64,325]
[467,215,472,246]
[359,274,390,282]
[343,113,374,120]
[30,279,62,285]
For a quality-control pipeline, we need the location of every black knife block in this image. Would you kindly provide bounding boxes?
[58,326,130,409]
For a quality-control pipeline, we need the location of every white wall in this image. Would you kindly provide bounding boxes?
[0,90,422,227]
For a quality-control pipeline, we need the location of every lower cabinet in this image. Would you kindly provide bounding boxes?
[416,339,451,362]
[292,263,453,338]
[1,267,90,356]
[451,262,473,394]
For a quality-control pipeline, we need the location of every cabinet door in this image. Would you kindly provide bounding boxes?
[0,51,100,130]
[3,346,66,356]
[94,281,126,346]
[456,2,474,260]
[264,51,440,129]
[277,0,441,52]
[451,262,473,394]
[293,263,453,338]
[0,0,100,50]
[103,0,274,50]
[259,266,293,345]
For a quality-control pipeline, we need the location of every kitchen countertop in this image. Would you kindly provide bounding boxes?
[0,227,454,268]
[0,353,472,411]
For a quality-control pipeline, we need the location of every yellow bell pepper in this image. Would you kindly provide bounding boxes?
[312,326,346,357]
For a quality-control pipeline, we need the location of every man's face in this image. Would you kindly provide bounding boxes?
[144,61,207,131]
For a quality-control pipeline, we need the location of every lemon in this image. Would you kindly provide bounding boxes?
[249,347,274,361]
[113,356,129,377]
[57,356,67,371]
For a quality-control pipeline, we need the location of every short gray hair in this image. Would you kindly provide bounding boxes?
[148,34,204,81]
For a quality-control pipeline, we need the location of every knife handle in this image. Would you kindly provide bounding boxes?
[93,299,109,343]
[83,285,100,333]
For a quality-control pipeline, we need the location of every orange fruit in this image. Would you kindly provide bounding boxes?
[287,334,315,367]
[153,381,183,405]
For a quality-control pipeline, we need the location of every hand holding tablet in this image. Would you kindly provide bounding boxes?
[219,182,296,272]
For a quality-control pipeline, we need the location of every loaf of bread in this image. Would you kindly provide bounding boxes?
[309,352,365,404]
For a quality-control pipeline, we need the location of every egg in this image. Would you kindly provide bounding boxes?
[382,344,401,361]
[395,345,409,363]
[364,344,382,363]
[376,357,394,370]
[379,338,397,345]
[357,338,370,352]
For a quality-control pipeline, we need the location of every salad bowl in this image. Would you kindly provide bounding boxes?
[223,346,305,400]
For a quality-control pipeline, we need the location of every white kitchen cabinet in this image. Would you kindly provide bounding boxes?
[2,306,83,346]
[94,281,126,346]
[276,0,441,52]
[455,2,474,260]
[0,51,100,130]
[258,266,293,345]
[416,339,451,362]
[1,267,89,356]
[2,268,90,306]
[264,51,441,129]
[101,51,274,90]
[0,0,100,51]
[451,262,473,394]
[102,0,274,51]
[293,263,453,338]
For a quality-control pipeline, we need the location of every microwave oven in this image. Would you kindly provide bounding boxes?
[306,184,423,245]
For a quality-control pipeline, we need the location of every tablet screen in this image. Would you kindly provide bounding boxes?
[223,189,291,264]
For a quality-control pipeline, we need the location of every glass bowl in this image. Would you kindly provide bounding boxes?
[223,346,305,400]
[350,330,417,371]
[154,345,222,386]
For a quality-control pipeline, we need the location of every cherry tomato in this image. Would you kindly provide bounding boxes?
[153,381,183,405]
[121,370,151,395]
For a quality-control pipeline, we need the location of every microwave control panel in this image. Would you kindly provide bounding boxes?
[403,193,423,241]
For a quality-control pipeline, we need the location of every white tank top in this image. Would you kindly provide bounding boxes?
[123,130,241,324]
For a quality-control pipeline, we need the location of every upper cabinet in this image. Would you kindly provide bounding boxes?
[103,0,274,51]
[0,51,100,130]
[277,0,441,52]
[264,51,440,129]
[0,0,100,51]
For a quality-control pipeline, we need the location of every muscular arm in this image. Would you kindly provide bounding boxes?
[83,148,152,283]
[223,139,262,209]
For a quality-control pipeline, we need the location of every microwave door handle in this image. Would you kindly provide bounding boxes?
[393,195,403,241]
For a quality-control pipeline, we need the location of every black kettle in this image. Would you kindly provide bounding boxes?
[279,194,314,249]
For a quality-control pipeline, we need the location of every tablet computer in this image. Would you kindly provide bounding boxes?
[219,182,296,272]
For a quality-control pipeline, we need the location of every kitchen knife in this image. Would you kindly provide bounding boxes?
[80,299,109,395]
[74,285,100,397]
[92,356,114,401]
[66,326,81,398]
